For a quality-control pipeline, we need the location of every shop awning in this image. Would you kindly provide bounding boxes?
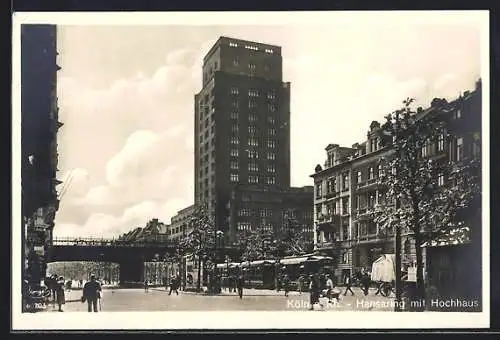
[279,256,310,265]
[307,255,334,262]
[250,259,276,266]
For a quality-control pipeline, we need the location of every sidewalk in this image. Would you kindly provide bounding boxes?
[158,287,305,297]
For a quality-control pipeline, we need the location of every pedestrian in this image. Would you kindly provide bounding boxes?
[325,274,339,303]
[168,275,179,295]
[55,276,66,312]
[343,274,355,296]
[297,274,304,293]
[282,274,290,297]
[237,274,244,299]
[50,274,58,304]
[308,274,323,310]
[144,279,149,293]
[230,274,237,293]
[325,274,333,302]
[362,272,370,296]
[82,274,102,312]
[78,279,83,289]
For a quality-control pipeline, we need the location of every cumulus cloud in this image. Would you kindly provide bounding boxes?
[55,197,192,238]
[54,40,206,236]
[106,130,163,187]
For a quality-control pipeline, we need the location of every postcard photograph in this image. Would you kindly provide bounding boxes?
[12,11,490,330]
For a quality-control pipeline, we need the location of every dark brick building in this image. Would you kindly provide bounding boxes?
[194,37,291,242]
[228,185,314,245]
[21,24,62,286]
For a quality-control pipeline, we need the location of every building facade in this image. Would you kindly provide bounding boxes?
[21,25,62,287]
[228,185,314,245]
[167,205,196,242]
[194,37,291,242]
[311,81,482,284]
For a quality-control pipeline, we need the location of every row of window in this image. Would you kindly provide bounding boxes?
[316,197,350,218]
[230,138,276,148]
[230,161,276,172]
[317,165,449,200]
[316,173,448,217]
[231,100,277,111]
[230,149,276,160]
[317,221,381,243]
[237,209,310,219]
[230,88,277,99]
[233,126,276,136]
[228,41,275,54]
[230,173,276,184]
[230,60,273,74]
[230,113,276,125]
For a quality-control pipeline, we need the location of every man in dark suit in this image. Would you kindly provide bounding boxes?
[82,275,102,312]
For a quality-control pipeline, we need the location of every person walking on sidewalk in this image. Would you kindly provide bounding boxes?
[168,275,179,296]
[82,274,102,312]
[343,274,355,296]
[55,276,66,312]
[237,274,244,299]
[282,274,290,297]
[297,274,305,293]
[308,274,323,310]
[361,272,371,296]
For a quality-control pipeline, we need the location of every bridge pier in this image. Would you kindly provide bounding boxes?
[119,259,144,288]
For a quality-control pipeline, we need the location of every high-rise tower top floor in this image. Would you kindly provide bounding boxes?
[201,36,283,86]
[203,36,282,64]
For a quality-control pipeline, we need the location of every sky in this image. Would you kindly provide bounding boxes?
[53,14,484,239]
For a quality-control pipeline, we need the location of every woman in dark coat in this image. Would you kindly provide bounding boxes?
[56,276,66,312]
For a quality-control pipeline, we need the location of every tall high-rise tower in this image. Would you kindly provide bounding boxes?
[194,36,291,239]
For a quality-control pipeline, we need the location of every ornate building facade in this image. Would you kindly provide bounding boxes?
[311,80,482,285]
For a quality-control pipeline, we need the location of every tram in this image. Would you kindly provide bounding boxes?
[215,254,333,290]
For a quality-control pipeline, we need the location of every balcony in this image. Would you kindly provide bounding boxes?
[352,207,375,221]
[315,241,336,250]
[324,191,340,200]
[316,213,339,225]
[356,178,381,192]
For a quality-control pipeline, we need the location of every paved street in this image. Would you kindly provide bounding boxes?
[44,287,400,312]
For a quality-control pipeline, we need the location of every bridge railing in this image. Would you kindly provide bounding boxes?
[52,236,177,248]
